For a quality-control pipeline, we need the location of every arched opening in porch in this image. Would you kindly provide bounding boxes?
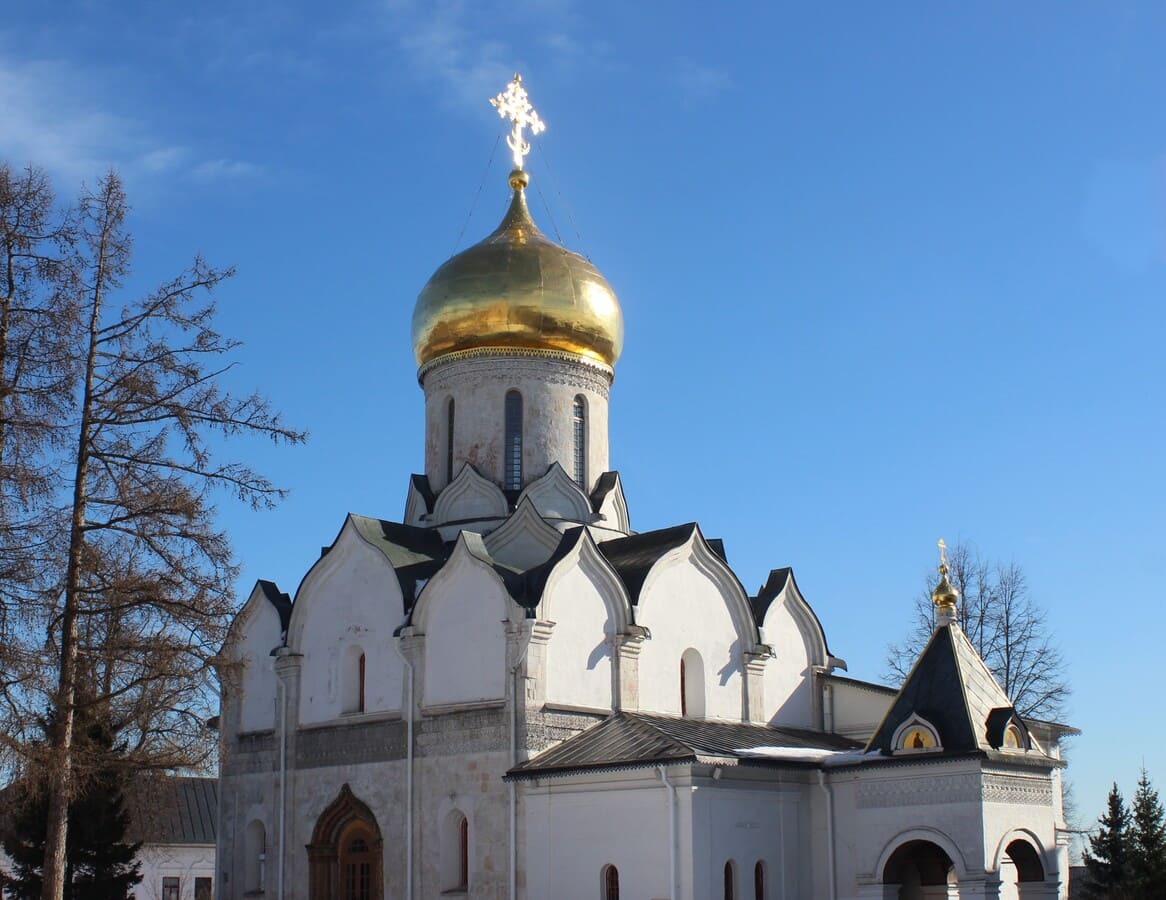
[306,783,384,900]
[883,839,957,900]
[997,837,1048,899]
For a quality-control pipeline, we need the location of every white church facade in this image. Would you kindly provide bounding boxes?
[214,77,1074,900]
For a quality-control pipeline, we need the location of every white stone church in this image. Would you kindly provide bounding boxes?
[214,78,1074,900]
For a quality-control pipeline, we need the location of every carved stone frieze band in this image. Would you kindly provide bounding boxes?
[857,774,981,808]
[982,773,1053,806]
[422,351,613,396]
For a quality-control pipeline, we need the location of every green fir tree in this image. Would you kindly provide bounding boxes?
[1130,769,1166,899]
[1,708,142,900]
[1082,783,1133,899]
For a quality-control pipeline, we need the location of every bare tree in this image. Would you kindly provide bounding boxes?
[885,540,1069,720]
[0,164,79,771]
[0,167,306,900]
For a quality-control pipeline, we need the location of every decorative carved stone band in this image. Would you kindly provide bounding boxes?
[420,348,614,394]
[982,774,1053,806]
[857,774,981,809]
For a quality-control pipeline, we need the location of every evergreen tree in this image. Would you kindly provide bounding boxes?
[1,707,142,900]
[1130,769,1166,898]
[1082,783,1133,899]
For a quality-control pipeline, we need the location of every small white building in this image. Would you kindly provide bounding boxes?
[214,79,1074,900]
[129,776,217,900]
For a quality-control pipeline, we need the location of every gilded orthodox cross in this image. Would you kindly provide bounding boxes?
[938,538,948,569]
[491,73,546,171]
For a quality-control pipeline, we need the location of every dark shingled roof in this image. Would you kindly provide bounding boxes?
[597,523,699,604]
[507,712,860,779]
[866,624,1026,757]
[126,776,217,845]
[348,514,448,613]
[256,579,292,632]
[589,471,621,512]
[749,567,791,623]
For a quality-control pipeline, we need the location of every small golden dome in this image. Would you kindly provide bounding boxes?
[412,171,624,369]
[931,566,959,610]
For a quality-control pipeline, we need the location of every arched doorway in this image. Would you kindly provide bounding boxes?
[306,784,384,900]
[883,839,957,900]
[997,838,1047,899]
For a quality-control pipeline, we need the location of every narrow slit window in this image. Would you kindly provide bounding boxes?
[754,861,765,900]
[504,390,523,491]
[357,652,366,713]
[724,861,735,900]
[572,395,586,487]
[446,397,455,484]
[459,815,469,889]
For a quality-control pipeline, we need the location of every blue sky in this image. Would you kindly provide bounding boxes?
[3,1,1163,833]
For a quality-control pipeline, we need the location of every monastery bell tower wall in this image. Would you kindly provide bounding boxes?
[420,351,611,494]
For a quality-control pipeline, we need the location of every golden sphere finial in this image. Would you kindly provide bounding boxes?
[509,168,529,191]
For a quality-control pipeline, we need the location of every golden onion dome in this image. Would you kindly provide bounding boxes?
[931,566,959,610]
[412,170,624,369]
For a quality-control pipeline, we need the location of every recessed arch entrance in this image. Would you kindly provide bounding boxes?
[306,783,384,900]
[882,839,957,900]
[996,834,1049,899]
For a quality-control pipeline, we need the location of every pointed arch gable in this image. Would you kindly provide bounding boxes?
[411,532,520,634]
[638,526,758,645]
[516,461,594,523]
[634,527,758,719]
[403,474,434,527]
[285,515,405,651]
[758,571,830,670]
[590,471,631,534]
[432,463,509,526]
[540,528,632,633]
[221,581,288,734]
[483,498,565,570]
[414,533,512,708]
[538,530,629,712]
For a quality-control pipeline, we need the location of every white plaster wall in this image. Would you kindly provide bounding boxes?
[636,555,744,720]
[761,598,816,729]
[132,844,215,899]
[541,563,616,711]
[231,599,281,733]
[830,762,990,894]
[292,528,406,725]
[418,562,508,707]
[522,775,672,900]
[829,680,896,740]
[422,354,611,494]
[690,783,808,900]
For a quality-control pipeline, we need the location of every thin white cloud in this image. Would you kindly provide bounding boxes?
[676,59,732,101]
[0,51,261,189]
[377,0,610,112]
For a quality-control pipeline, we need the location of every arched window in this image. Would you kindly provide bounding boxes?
[753,860,765,900]
[339,824,374,900]
[602,864,619,900]
[724,860,736,900]
[504,390,523,491]
[681,648,705,718]
[244,819,266,893]
[572,395,587,488]
[343,646,365,714]
[446,397,456,484]
[442,811,469,892]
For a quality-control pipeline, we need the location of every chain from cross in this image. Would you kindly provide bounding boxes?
[490,74,546,171]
